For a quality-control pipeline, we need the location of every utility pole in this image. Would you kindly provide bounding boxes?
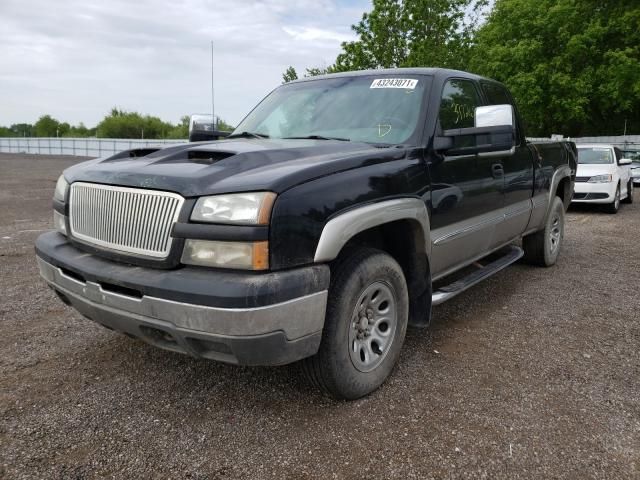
[211,40,215,130]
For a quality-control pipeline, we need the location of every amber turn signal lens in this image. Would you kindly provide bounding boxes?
[252,241,269,270]
[257,193,277,225]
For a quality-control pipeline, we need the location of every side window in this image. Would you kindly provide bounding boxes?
[614,147,622,162]
[481,82,512,106]
[439,79,481,130]
[481,81,520,143]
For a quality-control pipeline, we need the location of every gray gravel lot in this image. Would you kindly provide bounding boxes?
[1,153,639,479]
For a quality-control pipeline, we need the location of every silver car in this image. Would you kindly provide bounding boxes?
[631,160,640,185]
[622,150,640,185]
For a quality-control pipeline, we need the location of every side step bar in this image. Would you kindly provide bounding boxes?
[432,245,524,306]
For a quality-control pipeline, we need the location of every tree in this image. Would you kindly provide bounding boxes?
[215,118,234,131]
[96,108,172,139]
[282,66,299,83]
[470,0,640,136]
[10,123,33,137]
[0,112,230,139]
[33,115,60,137]
[332,0,488,72]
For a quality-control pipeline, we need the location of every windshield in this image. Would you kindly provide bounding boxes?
[577,147,613,164]
[232,75,430,145]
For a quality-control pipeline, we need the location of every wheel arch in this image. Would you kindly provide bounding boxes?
[314,199,432,327]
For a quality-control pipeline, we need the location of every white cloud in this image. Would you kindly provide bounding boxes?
[283,26,353,43]
[0,0,368,127]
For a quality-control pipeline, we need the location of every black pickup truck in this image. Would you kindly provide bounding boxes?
[36,68,577,399]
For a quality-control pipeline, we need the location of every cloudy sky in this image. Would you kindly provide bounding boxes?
[0,0,370,127]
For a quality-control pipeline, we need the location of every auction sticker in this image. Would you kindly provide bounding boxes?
[370,78,418,89]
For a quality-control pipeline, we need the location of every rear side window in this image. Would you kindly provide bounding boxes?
[481,81,520,142]
[481,82,512,106]
[439,79,481,130]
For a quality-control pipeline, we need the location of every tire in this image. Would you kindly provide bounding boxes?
[302,248,409,400]
[605,185,620,213]
[622,180,633,204]
[523,196,565,267]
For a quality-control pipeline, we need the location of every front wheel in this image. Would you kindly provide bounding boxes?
[302,248,409,400]
[605,185,620,213]
[622,180,633,204]
[523,196,565,267]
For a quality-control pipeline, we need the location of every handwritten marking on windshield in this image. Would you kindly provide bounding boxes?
[378,124,392,137]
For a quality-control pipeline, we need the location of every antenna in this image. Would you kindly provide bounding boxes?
[211,40,215,130]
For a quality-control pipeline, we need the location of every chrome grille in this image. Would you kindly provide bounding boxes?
[69,182,184,258]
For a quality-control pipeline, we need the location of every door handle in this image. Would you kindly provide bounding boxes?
[491,163,504,178]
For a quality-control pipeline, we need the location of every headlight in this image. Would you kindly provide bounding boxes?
[54,175,69,202]
[53,211,67,236]
[181,239,268,270]
[588,174,612,183]
[191,192,276,225]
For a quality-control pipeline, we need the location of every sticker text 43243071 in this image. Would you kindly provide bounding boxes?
[370,78,418,90]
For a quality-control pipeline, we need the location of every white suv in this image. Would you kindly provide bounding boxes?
[572,144,634,213]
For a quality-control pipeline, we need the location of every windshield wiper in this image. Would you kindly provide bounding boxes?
[282,135,350,142]
[226,131,270,139]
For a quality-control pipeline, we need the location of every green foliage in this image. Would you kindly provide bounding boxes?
[33,115,60,137]
[282,66,299,83]
[332,0,488,72]
[10,123,35,137]
[95,108,233,138]
[0,126,16,137]
[282,65,336,82]
[0,111,232,139]
[215,118,235,131]
[470,0,640,136]
[96,109,167,139]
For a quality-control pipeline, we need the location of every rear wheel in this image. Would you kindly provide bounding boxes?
[605,185,620,213]
[302,248,409,400]
[622,180,633,204]
[523,196,565,267]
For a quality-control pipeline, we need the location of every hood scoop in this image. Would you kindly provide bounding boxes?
[187,150,236,164]
[106,148,161,160]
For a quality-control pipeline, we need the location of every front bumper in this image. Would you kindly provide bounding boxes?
[571,181,617,204]
[35,232,329,365]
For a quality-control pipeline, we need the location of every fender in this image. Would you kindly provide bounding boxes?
[526,164,573,233]
[313,198,431,263]
[546,164,573,212]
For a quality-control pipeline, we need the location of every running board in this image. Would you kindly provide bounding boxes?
[432,245,524,306]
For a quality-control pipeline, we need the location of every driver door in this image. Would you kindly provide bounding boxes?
[428,78,505,278]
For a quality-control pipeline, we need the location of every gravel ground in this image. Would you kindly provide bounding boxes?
[1,153,639,479]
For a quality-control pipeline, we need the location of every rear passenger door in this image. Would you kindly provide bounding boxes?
[480,81,535,244]
[429,78,505,278]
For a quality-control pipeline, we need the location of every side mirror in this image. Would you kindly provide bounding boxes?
[434,104,516,156]
[189,114,231,142]
[475,104,514,128]
[618,158,632,166]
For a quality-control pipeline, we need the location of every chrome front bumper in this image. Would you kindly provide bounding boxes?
[37,254,327,365]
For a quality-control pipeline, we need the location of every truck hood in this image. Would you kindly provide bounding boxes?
[63,139,407,197]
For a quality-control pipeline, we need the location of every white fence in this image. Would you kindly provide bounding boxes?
[528,135,640,149]
[1,135,639,158]
[0,137,187,157]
